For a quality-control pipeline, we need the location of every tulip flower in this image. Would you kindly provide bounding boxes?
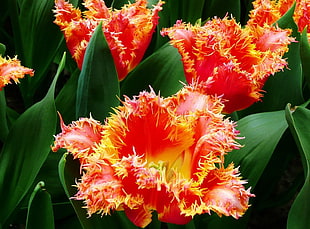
[54,0,163,81]
[0,56,34,90]
[161,17,294,113]
[249,0,310,40]
[52,86,254,228]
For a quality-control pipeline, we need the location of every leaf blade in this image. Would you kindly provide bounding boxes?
[0,53,65,226]
[120,43,185,98]
[76,23,120,121]
[285,104,310,229]
[25,182,55,229]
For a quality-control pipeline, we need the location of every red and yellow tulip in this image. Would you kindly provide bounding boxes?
[54,0,163,80]
[52,86,254,228]
[161,17,294,113]
[249,0,310,40]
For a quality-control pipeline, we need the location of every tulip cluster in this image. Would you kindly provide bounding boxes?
[51,0,297,227]
[1,0,308,228]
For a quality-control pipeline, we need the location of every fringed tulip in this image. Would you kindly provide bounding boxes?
[52,86,254,228]
[0,56,34,90]
[54,0,163,80]
[161,17,294,113]
[249,0,310,41]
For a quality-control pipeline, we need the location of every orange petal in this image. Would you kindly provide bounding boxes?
[75,160,124,215]
[124,206,153,228]
[54,0,93,69]
[201,164,255,219]
[0,56,34,90]
[52,114,104,161]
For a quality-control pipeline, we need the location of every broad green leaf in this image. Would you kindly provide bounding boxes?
[226,110,288,188]
[286,104,310,229]
[157,0,205,32]
[251,129,301,210]
[56,69,79,124]
[205,110,288,229]
[0,90,8,141]
[34,152,66,203]
[203,212,251,229]
[76,23,120,122]
[276,2,296,29]
[148,213,162,229]
[180,0,206,24]
[58,153,138,229]
[58,153,92,228]
[300,28,310,91]
[8,0,64,105]
[0,43,5,55]
[26,182,55,229]
[111,0,134,8]
[0,53,65,226]
[167,220,196,229]
[120,43,185,98]
[203,0,241,21]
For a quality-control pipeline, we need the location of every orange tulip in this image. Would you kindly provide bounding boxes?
[0,56,34,90]
[52,86,254,228]
[249,0,310,40]
[54,0,163,80]
[161,17,294,113]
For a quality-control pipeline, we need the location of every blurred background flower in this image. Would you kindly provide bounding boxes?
[249,0,310,41]
[0,55,34,90]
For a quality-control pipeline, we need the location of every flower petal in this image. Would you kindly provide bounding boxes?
[201,164,255,219]
[52,114,104,161]
[0,56,34,90]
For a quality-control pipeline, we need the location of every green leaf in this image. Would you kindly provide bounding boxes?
[34,152,66,203]
[0,90,9,141]
[0,43,5,56]
[286,104,310,229]
[251,129,301,210]
[58,153,87,228]
[26,182,55,229]
[276,2,297,30]
[121,43,185,98]
[9,0,64,105]
[226,110,288,188]
[203,0,241,21]
[76,23,120,122]
[180,0,206,24]
[58,153,138,229]
[56,69,79,124]
[0,53,65,226]
[111,0,134,9]
[167,220,196,229]
[204,110,288,228]
[300,27,310,92]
